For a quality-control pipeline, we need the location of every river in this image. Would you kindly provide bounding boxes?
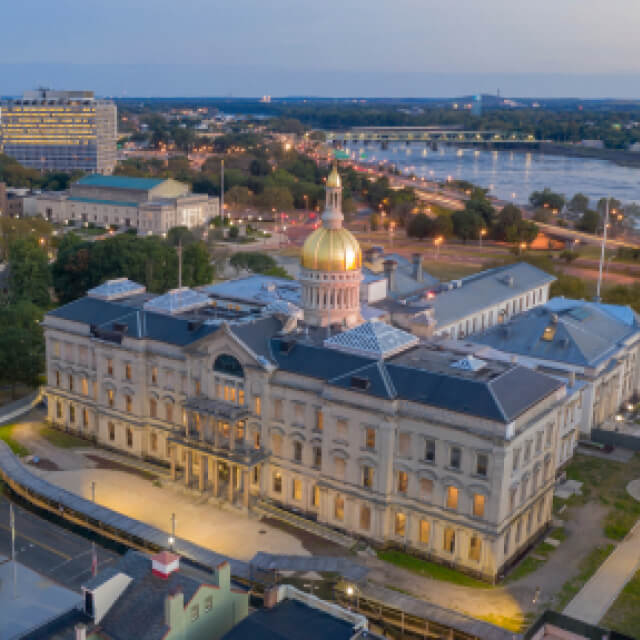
[345,143,640,206]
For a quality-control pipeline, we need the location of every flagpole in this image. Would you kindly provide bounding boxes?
[596,198,609,301]
[10,503,16,598]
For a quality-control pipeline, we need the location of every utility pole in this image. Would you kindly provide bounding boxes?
[91,481,96,503]
[169,512,176,551]
[596,199,609,301]
[220,158,225,220]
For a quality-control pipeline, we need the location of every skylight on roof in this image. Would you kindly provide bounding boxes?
[143,288,210,315]
[323,321,418,359]
[87,278,146,301]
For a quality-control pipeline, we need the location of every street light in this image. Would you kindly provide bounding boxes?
[169,512,176,550]
[91,481,96,503]
[434,235,444,259]
[479,228,487,248]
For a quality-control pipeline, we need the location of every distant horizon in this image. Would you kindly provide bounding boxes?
[4,64,640,101]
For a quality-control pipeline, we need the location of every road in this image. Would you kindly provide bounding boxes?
[0,495,120,592]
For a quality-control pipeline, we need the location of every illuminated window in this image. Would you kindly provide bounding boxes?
[107,359,113,376]
[313,446,322,469]
[397,470,408,493]
[476,453,488,476]
[446,486,459,510]
[125,363,132,380]
[82,377,88,396]
[394,512,406,537]
[126,427,133,448]
[420,520,430,544]
[334,495,344,521]
[195,380,201,395]
[254,430,261,449]
[312,485,320,508]
[82,408,88,428]
[292,478,302,501]
[55,370,60,386]
[365,428,376,449]
[469,536,482,562]
[238,388,245,406]
[254,396,261,416]
[125,395,132,413]
[165,402,173,423]
[107,389,114,407]
[362,465,374,489]
[443,527,455,553]
[149,399,157,418]
[272,471,282,493]
[473,493,485,518]
[542,325,556,341]
[315,409,323,431]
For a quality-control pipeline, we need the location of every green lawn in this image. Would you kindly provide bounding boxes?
[561,453,640,540]
[39,426,88,449]
[554,544,615,610]
[0,424,29,457]
[602,568,640,636]
[505,529,565,583]
[377,549,492,589]
[420,260,481,282]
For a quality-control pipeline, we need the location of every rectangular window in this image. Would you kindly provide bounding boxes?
[365,428,376,450]
[108,422,115,441]
[312,485,320,508]
[334,495,344,520]
[126,428,133,448]
[273,472,282,493]
[238,388,245,406]
[107,389,114,407]
[360,505,371,530]
[216,382,222,399]
[254,395,261,416]
[420,520,430,544]
[165,402,173,423]
[55,370,61,386]
[524,440,532,463]
[274,399,283,420]
[398,432,411,456]
[292,478,302,501]
[204,596,213,613]
[125,363,132,381]
[82,408,88,427]
[509,487,517,512]
[315,409,323,431]
[545,424,553,447]
[420,477,433,497]
[229,386,235,403]
[397,470,408,493]
[450,446,461,470]
[446,486,459,510]
[195,380,202,396]
[394,512,406,537]
[424,439,435,463]
[473,494,485,518]
[362,465,374,489]
[313,446,322,469]
[336,418,348,438]
[125,395,133,413]
[444,527,456,553]
[149,399,157,418]
[469,536,482,562]
[69,375,74,392]
[535,431,543,453]
[476,453,488,477]
[69,404,75,424]
[150,432,157,451]
[191,604,199,621]
[151,367,158,385]
[293,441,303,463]
[56,400,62,419]
[254,431,261,449]
[82,377,89,396]
[107,359,113,376]
[512,449,520,471]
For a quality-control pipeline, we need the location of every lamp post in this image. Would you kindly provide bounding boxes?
[91,481,96,503]
[169,512,176,551]
[479,228,487,248]
[434,235,444,260]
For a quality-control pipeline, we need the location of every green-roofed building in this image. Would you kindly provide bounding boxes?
[37,173,219,235]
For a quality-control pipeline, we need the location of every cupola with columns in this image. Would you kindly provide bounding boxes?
[299,163,362,328]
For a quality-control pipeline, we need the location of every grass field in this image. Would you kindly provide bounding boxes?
[602,568,640,636]
[505,528,565,583]
[377,549,492,589]
[0,424,29,456]
[39,426,89,449]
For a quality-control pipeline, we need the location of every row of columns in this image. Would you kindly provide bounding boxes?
[303,283,358,311]
[170,445,253,508]
[186,413,249,453]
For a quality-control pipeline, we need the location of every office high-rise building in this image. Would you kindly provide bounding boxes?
[0,90,117,174]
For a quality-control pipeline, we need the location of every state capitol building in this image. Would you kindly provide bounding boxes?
[43,165,591,581]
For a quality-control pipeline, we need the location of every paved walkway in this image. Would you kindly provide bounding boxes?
[563,517,640,624]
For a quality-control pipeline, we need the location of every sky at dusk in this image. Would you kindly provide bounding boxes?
[2,0,640,97]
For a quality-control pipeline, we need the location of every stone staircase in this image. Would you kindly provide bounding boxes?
[252,499,356,548]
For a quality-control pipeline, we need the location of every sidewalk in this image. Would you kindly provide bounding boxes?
[563,518,640,624]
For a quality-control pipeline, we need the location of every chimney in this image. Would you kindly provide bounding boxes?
[412,253,423,282]
[264,585,280,609]
[215,561,230,590]
[164,588,184,629]
[383,259,398,292]
[75,624,87,640]
[152,551,180,579]
[568,371,576,387]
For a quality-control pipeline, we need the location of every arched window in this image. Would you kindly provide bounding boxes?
[213,354,244,378]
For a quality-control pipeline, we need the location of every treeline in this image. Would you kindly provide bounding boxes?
[0,154,82,191]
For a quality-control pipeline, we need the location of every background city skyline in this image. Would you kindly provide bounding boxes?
[2,0,640,98]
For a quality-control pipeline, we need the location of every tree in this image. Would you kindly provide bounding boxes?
[452,210,484,243]
[493,204,522,240]
[225,185,252,210]
[533,208,552,223]
[8,236,51,307]
[529,188,565,211]
[167,226,196,247]
[369,213,380,231]
[255,185,294,212]
[182,242,214,285]
[550,275,588,300]
[602,282,640,312]
[406,213,433,239]
[569,193,589,213]
[577,209,600,234]
[465,189,495,227]
[0,302,45,398]
[433,213,454,238]
[597,197,622,215]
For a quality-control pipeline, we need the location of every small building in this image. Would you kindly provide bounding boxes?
[37,174,218,234]
[80,550,248,640]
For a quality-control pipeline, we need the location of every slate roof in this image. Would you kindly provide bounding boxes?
[221,598,356,640]
[75,174,165,191]
[272,338,562,423]
[68,196,138,208]
[46,296,221,347]
[472,297,640,368]
[202,275,301,306]
[428,262,556,328]
[230,316,284,362]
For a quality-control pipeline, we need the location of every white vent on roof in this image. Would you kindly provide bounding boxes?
[152,551,180,579]
[451,355,486,372]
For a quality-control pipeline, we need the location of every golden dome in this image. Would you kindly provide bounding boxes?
[326,164,342,189]
[301,227,361,272]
